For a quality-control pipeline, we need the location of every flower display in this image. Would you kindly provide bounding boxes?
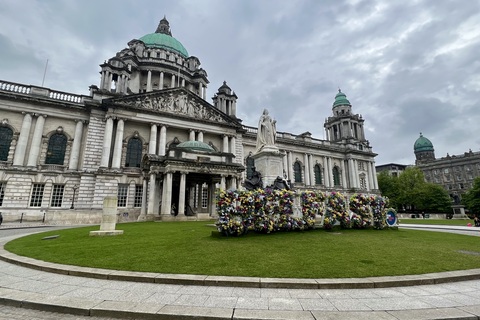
[371,195,388,230]
[349,193,372,229]
[324,191,347,229]
[301,190,326,229]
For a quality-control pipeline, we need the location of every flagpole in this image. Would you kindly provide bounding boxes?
[41,59,49,87]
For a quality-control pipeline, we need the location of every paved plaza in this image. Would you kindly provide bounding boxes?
[1,224,480,319]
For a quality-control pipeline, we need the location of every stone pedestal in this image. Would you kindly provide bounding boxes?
[451,205,468,219]
[90,196,124,236]
[252,147,284,187]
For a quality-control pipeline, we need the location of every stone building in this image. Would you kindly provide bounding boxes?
[414,133,480,200]
[0,18,379,223]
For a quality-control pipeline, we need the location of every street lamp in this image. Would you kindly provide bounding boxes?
[70,184,78,209]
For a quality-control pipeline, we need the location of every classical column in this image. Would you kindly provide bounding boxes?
[108,72,113,91]
[323,157,329,187]
[197,131,204,142]
[100,116,114,167]
[348,159,355,188]
[146,70,152,92]
[178,172,187,215]
[149,123,157,154]
[13,112,33,166]
[303,153,310,185]
[140,177,148,218]
[199,83,203,98]
[309,155,315,185]
[327,157,334,187]
[159,72,164,89]
[181,78,185,87]
[189,129,195,141]
[231,176,237,190]
[203,86,207,100]
[223,135,229,153]
[230,136,236,156]
[371,162,379,189]
[27,114,46,167]
[283,151,288,179]
[147,173,156,217]
[367,161,374,191]
[68,120,84,170]
[354,160,360,189]
[111,118,125,169]
[341,160,347,187]
[220,175,226,190]
[159,125,167,156]
[232,100,237,116]
[161,172,173,215]
[288,152,294,182]
[171,74,176,88]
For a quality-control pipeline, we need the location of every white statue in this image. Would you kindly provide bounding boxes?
[256,109,276,151]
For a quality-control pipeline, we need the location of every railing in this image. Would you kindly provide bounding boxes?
[40,164,66,172]
[0,80,85,104]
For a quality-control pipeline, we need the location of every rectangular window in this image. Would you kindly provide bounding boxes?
[201,186,208,208]
[134,184,143,207]
[50,184,64,207]
[0,182,5,206]
[117,184,128,207]
[30,184,45,207]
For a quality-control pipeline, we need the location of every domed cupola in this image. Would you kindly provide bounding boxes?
[213,81,238,118]
[333,89,351,108]
[139,17,189,58]
[414,133,435,164]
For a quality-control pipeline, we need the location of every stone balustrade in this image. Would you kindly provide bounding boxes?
[0,80,85,104]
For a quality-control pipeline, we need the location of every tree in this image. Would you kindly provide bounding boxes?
[377,171,399,208]
[463,177,480,216]
[396,167,426,211]
[416,183,452,213]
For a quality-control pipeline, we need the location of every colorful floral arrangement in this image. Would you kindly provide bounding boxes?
[215,188,389,236]
[324,191,347,229]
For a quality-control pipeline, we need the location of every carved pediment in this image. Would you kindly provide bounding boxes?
[104,89,237,126]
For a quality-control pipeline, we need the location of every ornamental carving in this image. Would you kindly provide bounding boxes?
[114,92,227,124]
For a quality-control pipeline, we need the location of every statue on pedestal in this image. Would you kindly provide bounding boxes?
[256,109,276,151]
[244,167,263,191]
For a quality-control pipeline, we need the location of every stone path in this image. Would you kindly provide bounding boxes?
[0,224,480,319]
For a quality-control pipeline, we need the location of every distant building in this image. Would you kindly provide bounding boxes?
[375,163,408,177]
[0,17,379,223]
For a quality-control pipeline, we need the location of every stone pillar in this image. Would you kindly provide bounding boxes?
[231,176,237,190]
[288,152,294,182]
[100,71,106,90]
[147,70,152,92]
[327,157,334,187]
[354,159,360,189]
[341,160,347,187]
[220,175,226,190]
[197,131,203,142]
[283,152,288,179]
[100,116,114,168]
[147,173,156,219]
[90,196,124,236]
[348,159,355,188]
[138,177,148,220]
[323,157,330,187]
[199,83,203,98]
[13,112,33,166]
[230,136,236,156]
[223,135,229,153]
[371,162,378,189]
[68,120,84,170]
[232,101,237,116]
[159,125,167,156]
[189,129,195,141]
[108,72,113,91]
[111,118,124,169]
[27,114,46,167]
[303,153,310,185]
[161,172,173,215]
[203,86,207,100]
[181,78,185,87]
[159,72,164,89]
[171,75,176,88]
[367,161,374,191]
[149,123,157,154]
[209,182,216,216]
[178,172,187,215]
[309,155,315,186]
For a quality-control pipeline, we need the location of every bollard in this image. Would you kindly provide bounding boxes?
[20,212,24,223]
[42,212,46,223]
[0,212,3,225]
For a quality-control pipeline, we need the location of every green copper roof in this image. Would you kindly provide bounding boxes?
[414,133,434,152]
[332,89,351,108]
[139,33,189,57]
[177,141,215,153]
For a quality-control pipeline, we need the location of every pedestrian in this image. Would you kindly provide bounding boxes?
[0,212,3,225]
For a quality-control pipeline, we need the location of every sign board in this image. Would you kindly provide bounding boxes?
[386,209,397,227]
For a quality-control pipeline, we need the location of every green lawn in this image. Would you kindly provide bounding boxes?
[400,219,475,226]
[5,221,480,279]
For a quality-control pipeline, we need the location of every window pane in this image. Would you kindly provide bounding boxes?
[294,162,302,183]
[201,187,208,208]
[125,138,142,167]
[246,157,255,179]
[30,184,45,207]
[134,184,143,207]
[314,165,322,185]
[45,134,67,165]
[117,184,128,207]
[50,184,64,207]
[0,127,13,161]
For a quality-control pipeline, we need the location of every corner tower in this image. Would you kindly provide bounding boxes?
[324,89,366,142]
[414,133,435,164]
[212,81,238,118]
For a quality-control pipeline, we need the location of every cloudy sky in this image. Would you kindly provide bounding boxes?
[1,0,479,165]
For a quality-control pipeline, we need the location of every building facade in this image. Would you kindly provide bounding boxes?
[414,133,480,200]
[0,18,379,223]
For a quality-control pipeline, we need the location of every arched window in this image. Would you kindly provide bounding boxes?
[246,156,255,179]
[333,166,341,186]
[294,161,302,183]
[0,127,13,161]
[314,164,322,185]
[125,137,142,167]
[45,133,67,165]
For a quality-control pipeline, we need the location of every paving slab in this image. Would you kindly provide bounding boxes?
[233,309,315,320]
[311,310,397,320]
[388,307,479,320]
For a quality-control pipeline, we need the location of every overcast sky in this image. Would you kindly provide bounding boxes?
[1,0,479,165]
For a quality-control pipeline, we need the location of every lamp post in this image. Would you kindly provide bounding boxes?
[70,184,78,209]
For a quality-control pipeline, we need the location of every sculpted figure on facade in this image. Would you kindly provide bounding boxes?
[256,109,276,151]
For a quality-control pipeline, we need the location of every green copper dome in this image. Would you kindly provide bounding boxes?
[139,17,189,58]
[177,141,215,153]
[332,89,351,108]
[414,133,434,152]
